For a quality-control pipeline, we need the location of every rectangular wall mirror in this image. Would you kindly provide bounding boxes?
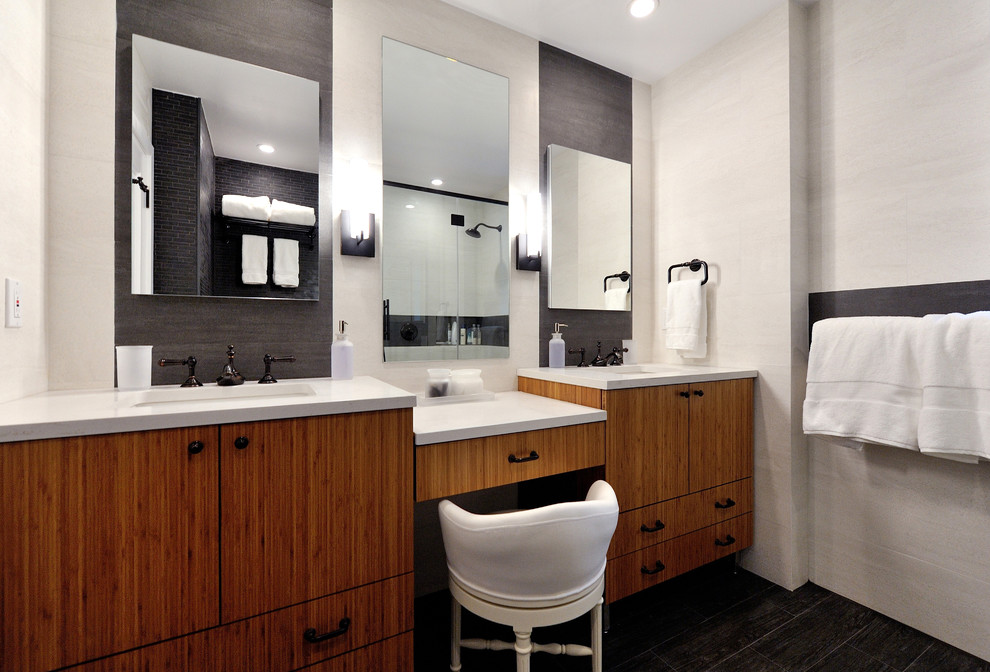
[130,35,320,300]
[547,144,632,311]
[381,38,510,361]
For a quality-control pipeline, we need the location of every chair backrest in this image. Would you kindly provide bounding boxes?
[438,480,619,606]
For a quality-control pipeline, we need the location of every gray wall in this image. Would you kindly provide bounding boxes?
[538,42,633,366]
[115,0,333,385]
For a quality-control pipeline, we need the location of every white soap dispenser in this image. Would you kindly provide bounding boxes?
[331,320,354,380]
[549,323,568,368]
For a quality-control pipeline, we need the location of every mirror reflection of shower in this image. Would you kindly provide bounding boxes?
[465,223,502,238]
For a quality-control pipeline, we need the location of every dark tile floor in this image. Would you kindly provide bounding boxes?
[414,558,990,671]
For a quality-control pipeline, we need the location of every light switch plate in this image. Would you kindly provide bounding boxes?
[5,278,22,328]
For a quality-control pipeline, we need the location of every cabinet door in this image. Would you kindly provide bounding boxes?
[688,379,754,492]
[220,409,413,622]
[603,385,690,511]
[0,428,219,672]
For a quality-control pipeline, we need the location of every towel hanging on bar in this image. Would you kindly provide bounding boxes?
[668,259,708,285]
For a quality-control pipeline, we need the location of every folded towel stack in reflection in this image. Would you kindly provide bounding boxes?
[273,238,299,288]
[241,234,269,285]
[270,199,316,226]
[223,194,271,221]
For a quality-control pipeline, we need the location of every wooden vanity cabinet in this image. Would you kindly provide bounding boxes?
[0,408,413,672]
[518,375,754,602]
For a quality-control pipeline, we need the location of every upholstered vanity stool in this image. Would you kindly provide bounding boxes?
[438,480,619,672]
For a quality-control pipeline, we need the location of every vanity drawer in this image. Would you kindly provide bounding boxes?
[67,574,413,671]
[415,422,605,501]
[609,479,753,558]
[606,513,752,603]
[303,632,412,671]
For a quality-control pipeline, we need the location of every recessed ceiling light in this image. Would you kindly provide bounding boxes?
[405,204,415,209]
[628,0,657,18]
[257,143,275,153]
[431,178,444,186]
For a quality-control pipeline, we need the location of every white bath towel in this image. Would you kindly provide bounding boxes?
[241,234,268,285]
[604,287,628,310]
[803,316,925,452]
[223,194,271,221]
[272,238,299,288]
[916,312,990,462]
[270,199,316,226]
[665,279,705,351]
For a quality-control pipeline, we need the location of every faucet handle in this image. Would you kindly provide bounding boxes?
[259,354,296,384]
[158,356,203,387]
[567,347,588,367]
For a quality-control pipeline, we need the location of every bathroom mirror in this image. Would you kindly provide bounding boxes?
[547,144,632,311]
[130,35,320,300]
[381,38,510,361]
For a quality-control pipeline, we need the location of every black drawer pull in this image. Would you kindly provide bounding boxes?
[678,391,690,398]
[641,560,666,575]
[693,389,704,397]
[303,617,351,643]
[714,498,736,510]
[640,520,666,533]
[234,436,250,450]
[508,451,539,464]
[714,534,736,547]
[187,440,204,455]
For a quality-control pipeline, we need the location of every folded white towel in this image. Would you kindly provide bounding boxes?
[604,287,628,310]
[916,312,990,462]
[803,316,924,451]
[241,234,268,285]
[665,279,706,356]
[270,199,316,226]
[272,238,299,288]
[223,194,271,221]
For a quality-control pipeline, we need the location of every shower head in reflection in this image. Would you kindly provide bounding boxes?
[465,223,503,238]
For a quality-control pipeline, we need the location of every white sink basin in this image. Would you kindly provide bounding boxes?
[132,382,317,407]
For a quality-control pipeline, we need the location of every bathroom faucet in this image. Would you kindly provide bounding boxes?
[216,345,245,386]
[603,346,628,366]
[259,354,296,384]
[158,355,203,387]
[568,347,588,367]
[590,341,608,367]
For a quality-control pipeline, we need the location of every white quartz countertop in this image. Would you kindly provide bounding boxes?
[517,363,758,390]
[0,377,416,443]
[413,391,606,445]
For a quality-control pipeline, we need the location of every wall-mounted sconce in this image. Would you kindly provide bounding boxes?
[340,158,376,257]
[516,191,542,271]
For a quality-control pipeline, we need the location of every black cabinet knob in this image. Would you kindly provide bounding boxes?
[187,440,204,455]
[693,389,704,397]
[234,436,250,450]
[679,391,690,398]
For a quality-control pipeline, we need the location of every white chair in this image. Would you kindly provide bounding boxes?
[438,480,619,672]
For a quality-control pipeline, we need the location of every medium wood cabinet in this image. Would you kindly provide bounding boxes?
[0,408,413,672]
[519,375,754,602]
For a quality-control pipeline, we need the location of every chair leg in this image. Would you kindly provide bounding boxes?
[514,628,532,672]
[591,598,603,672]
[450,596,462,672]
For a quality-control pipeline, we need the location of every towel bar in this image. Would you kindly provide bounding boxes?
[667,259,708,285]
[604,271,631,293]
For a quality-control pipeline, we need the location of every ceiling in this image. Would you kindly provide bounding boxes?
[437,0,811,84]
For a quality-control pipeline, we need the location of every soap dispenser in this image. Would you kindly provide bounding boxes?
[549,323,568,368]
[331,320,354,380]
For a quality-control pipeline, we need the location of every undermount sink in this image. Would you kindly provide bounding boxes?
[131,382,317,407]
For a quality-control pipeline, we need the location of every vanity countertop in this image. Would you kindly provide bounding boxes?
[517,363,758,390]
[0,377,417,443]
[413,391,606,446]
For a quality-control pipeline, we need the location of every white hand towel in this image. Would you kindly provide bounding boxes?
[223,194,271,221]
[240,234,268,285]
[917,312,990,462]
[270,199,316,226]
[273,238,300,288]
[604,287,628,310]
[803,316,924,452]
[665,279,706,354]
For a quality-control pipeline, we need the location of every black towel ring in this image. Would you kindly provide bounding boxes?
[667,259,708,285]
[604,271,631,293]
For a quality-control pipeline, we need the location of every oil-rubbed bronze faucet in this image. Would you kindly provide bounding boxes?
[568,346,588,367]
[259,354,296,384]
[158,355,203,387]
[216,345,245,386]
